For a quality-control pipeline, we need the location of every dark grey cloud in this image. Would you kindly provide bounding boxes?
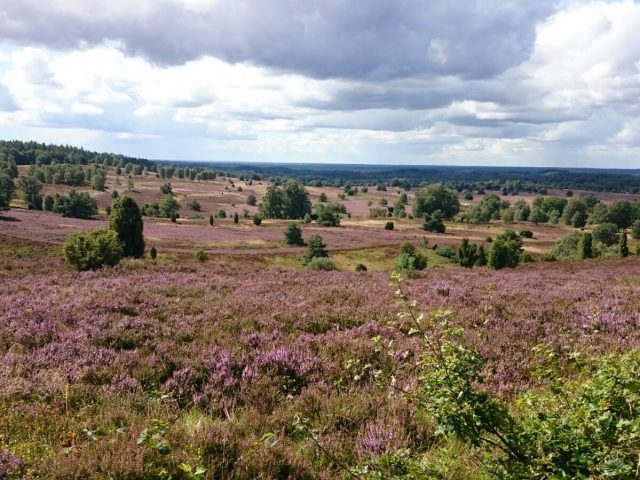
[0,0,556,80]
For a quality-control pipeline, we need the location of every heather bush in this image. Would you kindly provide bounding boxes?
[306,257,337,271]
[63,228,123,271]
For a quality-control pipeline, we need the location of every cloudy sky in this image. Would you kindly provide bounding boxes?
[0,0,640,167]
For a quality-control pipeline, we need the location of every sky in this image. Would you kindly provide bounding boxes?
[0,1,640,167]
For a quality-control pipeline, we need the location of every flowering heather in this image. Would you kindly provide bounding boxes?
[2,235,640,477]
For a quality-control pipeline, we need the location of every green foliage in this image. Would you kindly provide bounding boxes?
[593,222,619,246]
[619,230,629,258]
[631,220,640,240]
[422,210,445,233]
[303,234,328,265]
[434,246,457,261]
[252,215,262,226]
[233,212,239,224]
[0,173,15,211]
[466,194,504,223]
[519,230,533,238]
[187,199,201,211]
[384,221,395,230]
[413,183,460,220]
[284,222,304,246]
[109,196,145,258]
[578,232,593,259]
[259,181,311,219]
[475,244,487,267]
[63,228,123,271]
[318,192,328,202]
[137,418,171,456]
[550,231,582,261]
[380,278,640,480]
[355,263,367,272]
[209,214,214,226]
[53,191,98,219]
[160,182,173,195]
[42,194,54,212]
[316,203,344,226]
[488,230,523,269]
[149,246,157,260]
[395,243,427,277]
[457,238,478,268]
[160,195,180,218]
[194,250,208,263]
[246,194,257,206]
[306,257,337,271]
[563,198,587,226]
[91,171,106,191]
[608,200,633,229]
[18,175,43,210]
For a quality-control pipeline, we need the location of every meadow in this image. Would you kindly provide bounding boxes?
[3,163,640,478]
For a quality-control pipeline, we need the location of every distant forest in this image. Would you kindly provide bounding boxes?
[2,139,640,193]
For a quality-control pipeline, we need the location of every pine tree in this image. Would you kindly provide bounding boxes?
[303,235,329,264]
[233,212,239,224]
[209,214,214,226]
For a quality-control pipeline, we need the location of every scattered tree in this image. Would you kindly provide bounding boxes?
[284,222,304,246]
[109,196,145,258]
[63,228,123,271]
[303,235,328,264]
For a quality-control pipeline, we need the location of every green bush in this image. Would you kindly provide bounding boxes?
[355,263,367,272]
[303,235,329,265]
[253,215,262,226]
[519,230,533,238]
[63,228,123,271]
[194,250,208,263]
[149,246,157,260]
[306,257,337,271]
[593,222,619,246]
[384,221,395,230]
[284,222,304,246]
[53,191,98,219]
[488,230,523,269]
[631,220,640,240]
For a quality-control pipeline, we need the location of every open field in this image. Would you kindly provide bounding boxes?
[2,233,640,478]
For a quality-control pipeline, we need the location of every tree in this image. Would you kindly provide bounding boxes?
[284,222,304,246]
[233,212,239,224]
[589,203,610,224]
[608,200,632,229]
[316,204,341,227]
[159,195,180,218]
[303,235,328,264]
[63,228,123,271]
[209,214,214,226]
[318,192,328,202]
[109,196,145,258]
[43,194,54,212]
[488,230,523,269]
[259,185,283,218]
[252,215,262,226]
[457,238,478,268]
[593,222,619,246]
[92,171,106,191]
[150,246,157,260]
[246,194,257,206]
[53,191,98,218]
[18,175,43,210]
[385,221,395,230]
[259,181,311,219]
[631,220,640,240]
[619,230,629,258]
[0,173,15,211]
[413,183,460,220]
[578,232,593,259]
[571,210,587,228]
[160,182,173,195]
[422,210,445,233]
[562,198,587,226]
